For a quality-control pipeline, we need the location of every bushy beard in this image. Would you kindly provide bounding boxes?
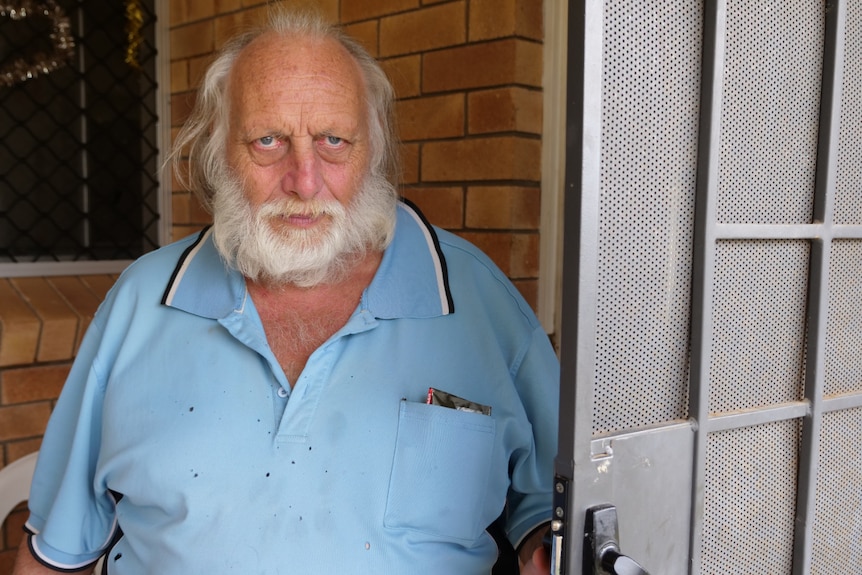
[210,167,397,288]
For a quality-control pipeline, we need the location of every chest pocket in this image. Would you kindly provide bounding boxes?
[384,400,497,543]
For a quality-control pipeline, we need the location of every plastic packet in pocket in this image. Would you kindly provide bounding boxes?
[426,387,491,415]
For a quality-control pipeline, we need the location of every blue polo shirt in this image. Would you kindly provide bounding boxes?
[25,201,559,574]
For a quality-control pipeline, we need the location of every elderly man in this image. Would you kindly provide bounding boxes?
[14,6,558,574]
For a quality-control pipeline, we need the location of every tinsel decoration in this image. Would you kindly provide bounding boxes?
[124,0,143,70]
[0,0,75,88]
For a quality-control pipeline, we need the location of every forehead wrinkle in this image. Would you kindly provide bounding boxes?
[228,35,366,139]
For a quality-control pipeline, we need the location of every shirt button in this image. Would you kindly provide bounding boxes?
[277,387,288,398]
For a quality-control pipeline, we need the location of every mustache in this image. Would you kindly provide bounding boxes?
[255,197,345,219]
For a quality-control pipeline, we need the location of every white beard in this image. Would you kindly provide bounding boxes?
[211,169,397,288]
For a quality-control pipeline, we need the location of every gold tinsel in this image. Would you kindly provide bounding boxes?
[124,0,143,70]
[0,0,75,88]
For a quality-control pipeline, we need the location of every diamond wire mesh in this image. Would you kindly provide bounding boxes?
[0,0,160,263]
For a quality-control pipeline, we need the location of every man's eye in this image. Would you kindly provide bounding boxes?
[324,135,344,146]
[257,135,278,148]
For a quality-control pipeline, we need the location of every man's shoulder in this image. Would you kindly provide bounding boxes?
[111,230,212,296]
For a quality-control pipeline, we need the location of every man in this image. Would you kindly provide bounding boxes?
[14,6,558,574]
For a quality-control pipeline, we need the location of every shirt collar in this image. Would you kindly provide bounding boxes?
[161,200,454,320]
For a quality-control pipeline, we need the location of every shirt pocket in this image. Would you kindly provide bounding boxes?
[384,400,497,543]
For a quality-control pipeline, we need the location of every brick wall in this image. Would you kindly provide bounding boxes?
[0,0,544,570]
[0,276,116,571]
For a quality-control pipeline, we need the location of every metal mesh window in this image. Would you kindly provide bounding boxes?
[0,0,160,263]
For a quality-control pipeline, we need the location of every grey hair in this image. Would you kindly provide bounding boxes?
[170,6,399,212]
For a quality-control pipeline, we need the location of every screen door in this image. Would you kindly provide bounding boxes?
[555,1,862,573]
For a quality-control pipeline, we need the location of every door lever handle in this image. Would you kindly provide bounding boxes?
[584,504,651,575]
[600,548,649,575]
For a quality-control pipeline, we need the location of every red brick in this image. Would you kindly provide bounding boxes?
[468,87,543,135]
[421,136,541,182]
[379,2,466,57]
[0,403,51,442]
[400,187,464,229]
[466,186,541,230]
[1,365,70,405]
[0,281,39,368]
[397,94,465,141]
[423,39,543,92]
[341,0,418,23]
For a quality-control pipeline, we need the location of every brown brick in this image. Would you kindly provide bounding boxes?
[172,193,192,226]
[78,276,116,302]
[213,7,269,47]
[173,225,208,243]
[379,2,466,57]
[10,279,77,363]
[0,403,51,442]
[458,231,539,278]
[1,365,70,405]
[400,187,464,229]
[423,39,543,92]
[171,60,189,93]
[396,94,464,141]
[421,136,541,182]
[186,0,216,22]
[46,277,101,351]
[190,196,213,224]
[170,0,189,26]
[341,0,418,23]
[343,20,379,57]
[382,55,421,98]
[469,0,543,42]
[511,279,538,312]
[188,55,215,90]
[468,87,542,135]
[399,143,420,185]
[171,21,215,60]
[0,281,39,368]
[171,91,197,129]
[215,0,244,13]
[466,186,540,229]
[5,439,41,465]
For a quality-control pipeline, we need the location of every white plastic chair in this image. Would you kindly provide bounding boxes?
[0,451,38,523]
[0,452,104,574]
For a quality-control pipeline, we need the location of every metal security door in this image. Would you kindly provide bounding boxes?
[554,1,862,574]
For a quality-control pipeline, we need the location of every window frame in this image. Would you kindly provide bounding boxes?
[0,0,171,279]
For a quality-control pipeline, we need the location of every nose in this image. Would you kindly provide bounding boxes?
[281,140,322,200]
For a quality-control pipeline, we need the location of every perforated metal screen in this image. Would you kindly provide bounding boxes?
[595,0,701,435]
[576,0,862,572]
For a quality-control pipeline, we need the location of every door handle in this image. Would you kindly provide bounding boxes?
[583,504,650,575]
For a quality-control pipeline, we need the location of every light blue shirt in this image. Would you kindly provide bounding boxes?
[26,201,559,574]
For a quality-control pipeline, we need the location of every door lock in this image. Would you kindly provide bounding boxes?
[583,504,650,575]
